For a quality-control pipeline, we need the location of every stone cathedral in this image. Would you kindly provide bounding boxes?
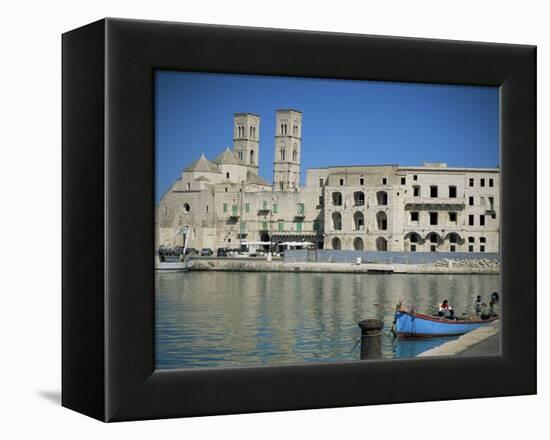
[156,109,500,253]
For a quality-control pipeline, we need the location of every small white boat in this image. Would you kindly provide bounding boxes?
[155,253,194,271]
[155,225,194,272]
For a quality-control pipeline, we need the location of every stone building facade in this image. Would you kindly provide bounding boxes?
[156,110,500,253]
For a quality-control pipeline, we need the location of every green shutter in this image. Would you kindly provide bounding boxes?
[296,222,302,232]
[273,203,278,213]
[245,203,250,213]
[240,222,246,233]
[262,222,268,231]
[297,203,304,215]
[263,200,268,209]
[232,205,238,215]
[278,221,284,231]
[223,203,227,213]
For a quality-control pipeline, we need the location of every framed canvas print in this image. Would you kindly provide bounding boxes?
[62,18,536,422]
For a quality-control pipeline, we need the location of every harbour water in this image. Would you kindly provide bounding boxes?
[156,271,500,369]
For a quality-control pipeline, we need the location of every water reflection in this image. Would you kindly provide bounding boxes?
[156,272,499,369]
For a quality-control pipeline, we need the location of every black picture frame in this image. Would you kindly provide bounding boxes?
[62,18,536,422]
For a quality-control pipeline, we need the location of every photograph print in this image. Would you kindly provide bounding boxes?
[154,71,500,369]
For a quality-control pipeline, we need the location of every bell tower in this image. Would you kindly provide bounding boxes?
[273,109,302,192]
[233,113,260,174]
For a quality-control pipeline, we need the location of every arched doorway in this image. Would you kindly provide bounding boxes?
[376,237,387,251]
[353,237,364,251]
[332,237,341,250]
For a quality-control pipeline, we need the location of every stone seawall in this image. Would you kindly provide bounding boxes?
[190,258,499,274]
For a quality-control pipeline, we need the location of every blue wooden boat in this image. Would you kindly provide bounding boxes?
[395,309,498,338]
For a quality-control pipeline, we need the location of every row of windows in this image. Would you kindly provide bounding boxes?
[469,177,495,187]
[468,195,496,209]
[278,144,299,162]
[237,125,257,139]
[330,188,497,206]
[331,191,388,206]
[409,244,487,253]
[331,211,387,231]
[279,124,300,136]
[324,177,496,192]
[231,220,320,232]
[235,150,256,164]
[222,202,305,215]
[408,211,494,226]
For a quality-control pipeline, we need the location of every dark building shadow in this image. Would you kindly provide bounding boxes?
[37,390,61,405]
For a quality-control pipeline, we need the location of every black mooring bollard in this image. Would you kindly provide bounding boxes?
[358,319,384,360]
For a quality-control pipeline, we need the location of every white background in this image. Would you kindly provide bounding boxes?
[0,0,546,437]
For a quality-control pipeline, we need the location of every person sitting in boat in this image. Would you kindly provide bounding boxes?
[480,302,492,320]
[489,291,500,317]
[438,300,454,319]
[474,295,483,316]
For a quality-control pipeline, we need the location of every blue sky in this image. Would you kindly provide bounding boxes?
[155,71,499,202]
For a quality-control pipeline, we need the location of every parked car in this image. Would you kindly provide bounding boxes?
[200,248,214,256]
[217,248,228,257]
[184,247,198,255]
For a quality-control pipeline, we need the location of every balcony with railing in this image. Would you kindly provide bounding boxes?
[404,197,465,211]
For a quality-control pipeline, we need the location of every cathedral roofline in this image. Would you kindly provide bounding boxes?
[213,147,239,165]
[276,108,302,114]
[309,164,499,173]
[234,112,260,118]
[184,153,221,173]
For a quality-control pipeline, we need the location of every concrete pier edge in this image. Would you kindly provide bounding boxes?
[416,321,500,357]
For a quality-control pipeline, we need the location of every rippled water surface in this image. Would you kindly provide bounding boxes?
[156,271,499,369]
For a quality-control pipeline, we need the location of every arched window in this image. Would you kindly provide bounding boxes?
[353,237,364,251]
[250,150,255,165]
[353,211,364,230]
[250,127,253,138]
[376,191,388,206]
[376,211,388,230]
[186,182,191,191]
[428,233,440,244]
[280,149,285,161]
[292,149,298,162]
[332,192,343,206]
[376,237,387,251]
[353,191,365,206]
[332,212,342,230]
[226,172,230,179]
[332,237,342,250]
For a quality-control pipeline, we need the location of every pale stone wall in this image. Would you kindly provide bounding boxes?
[157,112,500,254]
